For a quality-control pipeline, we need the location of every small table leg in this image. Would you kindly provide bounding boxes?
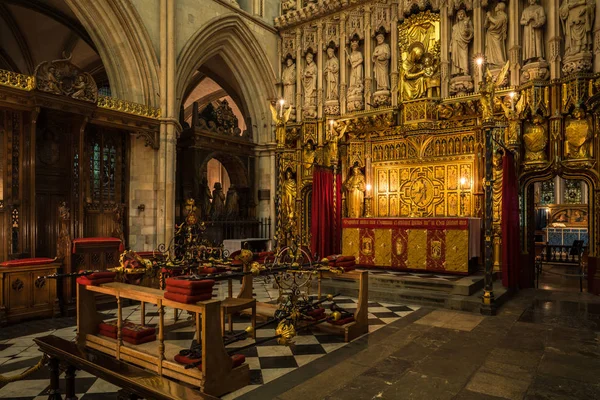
[65,366,77,400]
[47,356,63,400]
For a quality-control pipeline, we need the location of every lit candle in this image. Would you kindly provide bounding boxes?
[460,177,466,188]
[366,183,372,195]
[475,57,484,81]
[278,99,285,118]
[509,91,516,112]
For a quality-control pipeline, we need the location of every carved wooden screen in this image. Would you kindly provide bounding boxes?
[84,126,128,239]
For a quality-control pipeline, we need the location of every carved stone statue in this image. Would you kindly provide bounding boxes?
[372,33,391,91]
[282,170,297,221]
[344,165,366,218]
[210,182,226,220]
[225,185,240,219]
[347,39,364,111]
[302,52,317,118]
[198,177,212,219]
[450,10,474,76]
[521,0,546,62]
[282,57,296,109]
[484,2,508,68]
[560,0,595,73]
[523,115,547,162]
[282,0,296,13]
[324,48,339,101]
[71,75,88,100]
[565,107,592,159]
[47,67,62,95]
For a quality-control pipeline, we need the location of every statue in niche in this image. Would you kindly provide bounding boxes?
[324,47,339,101]
[523,115,547,162]
[210,182,226,220]
[282,57,296,108]
[344,164,366,218]
[198,177,212,219]
[270,102,293,149]
[560,0,595,57]
[302,52,317,118]
[225,185,239,219]
[450,10,474,76]
[521,0,546,63]
[565,106,592,159]
[401,43,440,100]
[372,32,391,91]
[484,2,508,68]
[282,169,297,221]
[303,141,316,175]
[347,38,364,111]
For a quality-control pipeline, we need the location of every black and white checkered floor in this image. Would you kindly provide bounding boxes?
[0,280,419,399]
[355,268,464,281]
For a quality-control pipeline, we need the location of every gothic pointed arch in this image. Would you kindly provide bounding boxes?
[176,14,277,143]
[63,0,160,107]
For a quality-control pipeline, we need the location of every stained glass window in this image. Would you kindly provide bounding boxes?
[564,180,583,204]
[539,180,555,205]
[89,132,120,204]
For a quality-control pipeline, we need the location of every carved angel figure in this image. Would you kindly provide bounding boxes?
[47,66,62,95]
[270,102,293,149]
[497,93,525,144]
[71,75,87,100]
[479,61,510,122]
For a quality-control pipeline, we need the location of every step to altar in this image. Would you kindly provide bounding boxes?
[315,269,510,313]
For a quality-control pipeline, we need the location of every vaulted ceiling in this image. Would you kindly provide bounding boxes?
[0,0,106,85]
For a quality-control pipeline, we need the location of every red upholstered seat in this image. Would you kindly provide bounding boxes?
[72,237,124,253]
[99,320,156,338]
[164,292,212,303]
[165,277,215,290]
[0,257,56,268]
[174,353,245,370]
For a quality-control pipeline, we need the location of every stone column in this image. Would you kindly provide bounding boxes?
[364,6,372,110]
[440,4,450,98]
[156,0,178,248]
[547,0,562,79]
[317,21,324,119]
[390,4,399,107]
[296,28,303,122]
[340,13,348,115]
[473,3,484,84]
[508,0,521,86]
[594,2,600,72]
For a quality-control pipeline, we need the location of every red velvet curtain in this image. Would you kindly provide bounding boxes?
[311,166,342,258]
[502,152,520,289]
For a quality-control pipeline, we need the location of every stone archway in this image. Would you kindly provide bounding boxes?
[176,14,277,144]
[63,0,160,107]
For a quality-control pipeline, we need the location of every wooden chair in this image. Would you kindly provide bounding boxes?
[221,263,256,338]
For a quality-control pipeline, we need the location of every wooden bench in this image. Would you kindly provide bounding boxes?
[0,257,60,325]
[78,281,249,397]
[34,335,217,400]
[535,241,587,292]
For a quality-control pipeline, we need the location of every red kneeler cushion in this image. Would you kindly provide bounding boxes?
[76,277,115,286]
[328,316,355,326]
[174,353,246,370]
[197,267,219,274]
[307,308,326,320]
[98,330,156,345]
[164,292,212,304]
[335,261,356,271]
[72,237,124,253]
[165,285,213,296]
[165,277,215,290]
[0,257,56,268]
[81,271,117,280]
[99,320,156,338]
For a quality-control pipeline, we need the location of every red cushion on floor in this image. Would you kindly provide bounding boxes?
[328,316,355,326]
[165,285,213,296]
[197,267,219,274]
[76,277,115,286]
[307,308,325,317]
[165,277,215,290]
[0,257,56,267]
[174,353,245,370]
[164,292,213,304]
[98,329,117,339]
[334,261,356,271]
[123,334,156,345]
[99,321,156,338]
[72,237,124,253]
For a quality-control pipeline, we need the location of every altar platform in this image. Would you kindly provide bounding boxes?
[342,217,481,275]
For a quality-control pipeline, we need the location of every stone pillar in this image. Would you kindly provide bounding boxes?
[473,3,484,84]
[594,1,600,72]
[317,21,324,119]
[547,0,562,79]
[364,6,372,110]
[156,0,178,248]
[295,28,303,122]
[441,4,450,98]
[508,0,521,86]
[340,13,348,115]
[390,4,399,107]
